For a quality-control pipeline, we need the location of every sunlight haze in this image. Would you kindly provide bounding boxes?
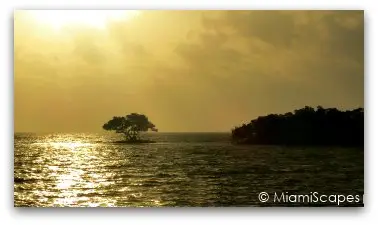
[14,10,364,132]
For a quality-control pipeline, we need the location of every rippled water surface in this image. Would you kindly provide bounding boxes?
[14,133,364,207]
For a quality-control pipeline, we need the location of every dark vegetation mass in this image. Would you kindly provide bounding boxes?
[103,113,158,143]
[231,106,364,146]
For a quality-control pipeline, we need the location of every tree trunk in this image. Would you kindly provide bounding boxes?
[123,127,140,141]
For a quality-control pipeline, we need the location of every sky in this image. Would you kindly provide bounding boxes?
[14,10,364,132]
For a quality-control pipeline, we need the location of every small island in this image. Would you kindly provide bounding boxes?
[231,106,364,146]
[102,113,158,144]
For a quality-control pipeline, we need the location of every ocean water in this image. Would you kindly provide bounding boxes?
[14,132,364,207]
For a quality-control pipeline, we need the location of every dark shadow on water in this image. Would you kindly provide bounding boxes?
[112,140,156,144]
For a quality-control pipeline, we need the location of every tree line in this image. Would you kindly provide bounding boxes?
[231,106,364,146]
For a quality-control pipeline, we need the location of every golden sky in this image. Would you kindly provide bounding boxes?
[14,10,364,132]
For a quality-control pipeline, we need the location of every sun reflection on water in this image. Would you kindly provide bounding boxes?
[40,138,120,207]
[50,141,93,150]
[16,134,207,207]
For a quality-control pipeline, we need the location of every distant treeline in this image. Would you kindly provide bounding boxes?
[231,106,364,146]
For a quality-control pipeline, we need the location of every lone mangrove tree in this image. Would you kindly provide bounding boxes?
[103,113,158,142]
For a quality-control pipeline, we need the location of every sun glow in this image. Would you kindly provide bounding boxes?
[27,10,140,30]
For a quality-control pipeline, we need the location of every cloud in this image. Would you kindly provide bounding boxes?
[14,10,364,132]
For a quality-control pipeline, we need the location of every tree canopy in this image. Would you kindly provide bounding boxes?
[231,106,364,146]
[103,113,158,141]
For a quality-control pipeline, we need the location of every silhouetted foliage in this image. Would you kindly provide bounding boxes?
[231,106,364,146]
[103,113,158,142]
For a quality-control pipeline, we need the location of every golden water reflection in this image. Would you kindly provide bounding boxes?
[42,140,117,206]
[14,133,365,207]
[22,137,161,207]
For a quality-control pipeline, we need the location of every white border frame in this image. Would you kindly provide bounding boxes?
[3,0,375,224]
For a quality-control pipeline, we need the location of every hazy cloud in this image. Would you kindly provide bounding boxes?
[14,10,364,132]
